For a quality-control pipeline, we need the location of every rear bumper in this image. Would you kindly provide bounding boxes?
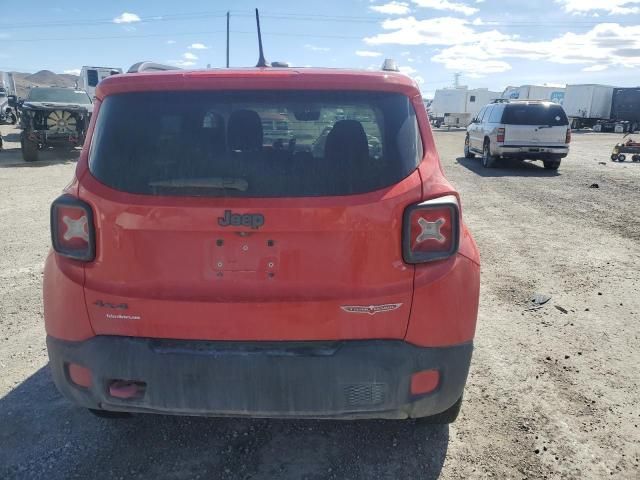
[47,335,472,420]
[495,144,568,159]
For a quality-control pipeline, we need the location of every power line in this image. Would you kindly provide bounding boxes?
[1,9,637,30]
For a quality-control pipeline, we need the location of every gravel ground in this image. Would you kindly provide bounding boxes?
[0,124,638,479]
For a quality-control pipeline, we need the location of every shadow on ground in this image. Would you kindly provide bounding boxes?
[0,367,449,480]
[456,156,561,178]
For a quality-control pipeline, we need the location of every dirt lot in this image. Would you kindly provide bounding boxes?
[0,124,638,479]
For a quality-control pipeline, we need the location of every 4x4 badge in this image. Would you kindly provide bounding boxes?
[341,303,403,315]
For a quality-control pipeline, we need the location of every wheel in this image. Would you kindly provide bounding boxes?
[611,154,618,161]
[464,135,475,159]
[415,396,463,425]
[632,155,640,163]
[543,160,561,170]
[20,133,39,162]
[88,408,132,419]
[482,140,496,168]
[618,154,626,162]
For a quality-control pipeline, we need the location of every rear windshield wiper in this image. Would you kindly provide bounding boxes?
[149,177,249,191]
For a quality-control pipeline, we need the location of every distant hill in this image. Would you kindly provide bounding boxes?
[11,70,79,98]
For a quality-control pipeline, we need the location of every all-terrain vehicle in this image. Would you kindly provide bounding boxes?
[611,133,640,162]
[19,87,92,162]
[43,52,480,423]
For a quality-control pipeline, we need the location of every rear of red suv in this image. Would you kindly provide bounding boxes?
[43,68,480,422]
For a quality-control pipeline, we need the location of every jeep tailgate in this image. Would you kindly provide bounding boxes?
[79,173,421,341]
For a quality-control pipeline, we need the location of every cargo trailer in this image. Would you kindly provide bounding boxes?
[563,84,614,129]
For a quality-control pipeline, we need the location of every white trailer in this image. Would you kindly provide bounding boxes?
[78,66,123,98]
[430,87,501,128]
[563,84,615,129]
[503,85,566,104]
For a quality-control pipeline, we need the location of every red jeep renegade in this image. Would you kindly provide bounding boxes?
[43,66,480,422]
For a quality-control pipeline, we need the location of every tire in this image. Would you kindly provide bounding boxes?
[632,155,640,163]
[20,133,39,162]
[543,160,561,170]
[88,408,132,419]
[415,396,463,425]
[464,135,475,159]
[618,154,626,162]
[482,140,496,168]
[611,154,618,161]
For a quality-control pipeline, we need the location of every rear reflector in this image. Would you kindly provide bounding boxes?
[410,370,440,395]
[497,127,505,143]
[50,195,95,261]
[108,380,147,400]
[402,195,460,264]
[68,363,92,388]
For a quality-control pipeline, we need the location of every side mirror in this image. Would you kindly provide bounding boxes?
[7,95,17,107]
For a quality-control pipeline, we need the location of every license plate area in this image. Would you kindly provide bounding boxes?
[206,234,280,274]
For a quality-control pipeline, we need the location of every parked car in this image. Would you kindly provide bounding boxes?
[19,87,93,162]
[0,87,18,125]
[43,65,480,423]
[465,100,571,170]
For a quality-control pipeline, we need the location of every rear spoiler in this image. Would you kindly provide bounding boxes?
[127,62,181,73]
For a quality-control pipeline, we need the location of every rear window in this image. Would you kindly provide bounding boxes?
[89,91,423,197]
[501,104,568,126]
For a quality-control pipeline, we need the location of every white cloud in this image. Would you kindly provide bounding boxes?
[557,0,640,15]
[304,44,330,52]
[583,64,609,72]
[356,50,383,57]
[366,17,640,76]
[63,69,81,75]
[183,52,198,60]
[399,65,417,75]
[365,16,478,46]
[166,40,176,45]
[188,43,208,50]
[370,1,412,15]
[412,0,478,16]
[113,12,141,24]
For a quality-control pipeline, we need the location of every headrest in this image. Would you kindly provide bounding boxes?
[228,109,263,151]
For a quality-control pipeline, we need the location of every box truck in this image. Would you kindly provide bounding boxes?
[430,87,501,128]
[78,66,123,98]
[503,85,566,104]
[563,85,615,129]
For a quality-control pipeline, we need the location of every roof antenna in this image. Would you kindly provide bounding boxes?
[255,8,268,67]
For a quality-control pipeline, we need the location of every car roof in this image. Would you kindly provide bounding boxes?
[95,67,420,99]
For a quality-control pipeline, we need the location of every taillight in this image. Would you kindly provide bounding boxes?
[402,195,460,264]
[566,128,571,144]
[50,195,95,261]
[497,127,505,143]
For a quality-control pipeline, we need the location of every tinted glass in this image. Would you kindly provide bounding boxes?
[502,104,568,126]
[489,105,504,123]
[87,70,99,87]
[89,91,423,197]
[27,88,92,104]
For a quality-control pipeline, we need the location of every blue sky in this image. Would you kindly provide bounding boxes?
[1,0,639,97]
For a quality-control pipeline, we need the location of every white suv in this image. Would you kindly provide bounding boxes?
[464,100,571,170]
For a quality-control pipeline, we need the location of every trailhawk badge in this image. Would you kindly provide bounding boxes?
[341,303,403,315]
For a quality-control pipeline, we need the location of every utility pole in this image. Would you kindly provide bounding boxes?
[226,11,230,68]
[454,72,461,88]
